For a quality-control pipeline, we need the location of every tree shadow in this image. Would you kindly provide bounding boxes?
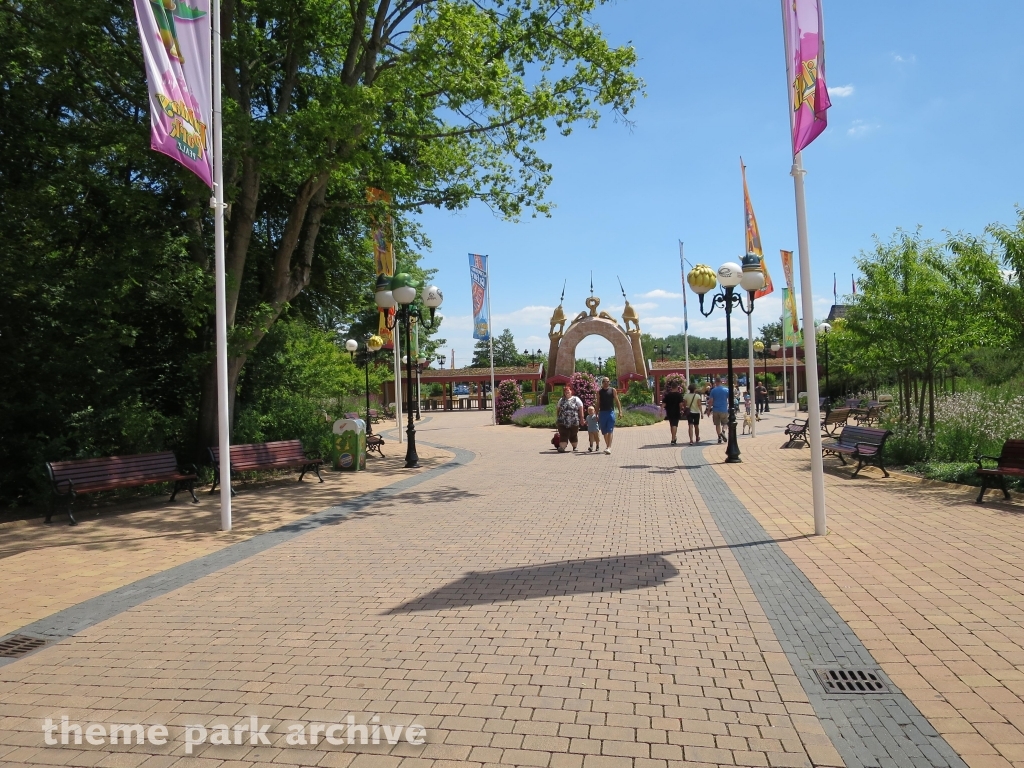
[619,464,652,469]
[387,535,818,613]
[387,553,680,613]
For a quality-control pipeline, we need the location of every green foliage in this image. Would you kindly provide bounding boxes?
[642,333,747,361]
[844,229,1008,434]
[234,318,379,459]
[905,461,985,487]
[621,381,652,407]
[0,0,642,504]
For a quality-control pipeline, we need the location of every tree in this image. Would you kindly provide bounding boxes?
[0,0,644,472]
[191,0,643,446]
[471,328,523,368]
[844,230,1007,433]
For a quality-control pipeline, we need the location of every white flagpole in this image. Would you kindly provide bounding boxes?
[679,241,690,384]
[747,313,756,438]
[781,0,826,534]
[211,0,231,531]
[792,153,826,534]
[781,309,789,408]
[486,256,496,425]
[793,317,799,416]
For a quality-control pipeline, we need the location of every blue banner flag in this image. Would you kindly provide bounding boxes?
[468,253,490,341]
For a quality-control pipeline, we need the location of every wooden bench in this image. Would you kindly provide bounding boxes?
[366,434,385,457]
[208,440,323,494]
[853,404,885,426]
[821,408,851,436]
[784,419,809,445]
[975,440,1024,503]
[823,426,892,477]
[46,452,198,525]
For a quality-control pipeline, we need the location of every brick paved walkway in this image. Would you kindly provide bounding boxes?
[0,410,1022,768]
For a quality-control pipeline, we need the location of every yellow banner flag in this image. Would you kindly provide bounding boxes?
[367,188,395,348]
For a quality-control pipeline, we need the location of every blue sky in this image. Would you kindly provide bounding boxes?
[416,0,1024,365]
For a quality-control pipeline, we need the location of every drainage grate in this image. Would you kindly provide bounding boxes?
[815,668,889,694]
[0,635,47,658]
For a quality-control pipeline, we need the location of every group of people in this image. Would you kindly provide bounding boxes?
[661,377,748,445]
[555,377,622,455]
[554,375,762,452]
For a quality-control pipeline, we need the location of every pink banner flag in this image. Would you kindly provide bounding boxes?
[133,0,213,186]
[784,0,831,154]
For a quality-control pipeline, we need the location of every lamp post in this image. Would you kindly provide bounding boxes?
[376,275,443,467]
[687,255,765,463]
[655,343,671,362]
[345,334,384,435]
[818,322,831,413]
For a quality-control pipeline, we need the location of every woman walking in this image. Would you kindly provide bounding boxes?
[662,377,684,445]
[684,383,703,445]
[555,385,585,452]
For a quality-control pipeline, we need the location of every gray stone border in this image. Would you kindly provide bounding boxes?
[682,446,967,768]
[0,438,474,667]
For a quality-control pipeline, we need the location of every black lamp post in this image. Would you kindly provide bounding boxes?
[345,335,384,435]
[655,344,671,362]
[687,255,765,463]
[818,322,832,413]
[376,275,443,468]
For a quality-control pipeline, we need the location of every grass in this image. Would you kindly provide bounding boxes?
[902,458,1024,492]
[511,404,663,428]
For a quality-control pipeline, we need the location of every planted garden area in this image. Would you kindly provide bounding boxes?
[823,218,1024,491]
[502,372,663,428]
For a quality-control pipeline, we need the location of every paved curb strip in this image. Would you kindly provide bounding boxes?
[0,441,474,667]
[682,446,968,768]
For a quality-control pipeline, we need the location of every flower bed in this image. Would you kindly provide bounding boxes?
[511,402,661,428]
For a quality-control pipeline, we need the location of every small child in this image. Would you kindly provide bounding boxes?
[585,406,600,452]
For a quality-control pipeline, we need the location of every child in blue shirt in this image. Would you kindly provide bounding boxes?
[585,406,600,452]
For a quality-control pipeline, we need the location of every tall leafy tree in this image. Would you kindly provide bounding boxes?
[193,0,643,446]
[845,230,1006,433]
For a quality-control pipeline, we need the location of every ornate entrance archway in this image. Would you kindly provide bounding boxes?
[545,295,648,391]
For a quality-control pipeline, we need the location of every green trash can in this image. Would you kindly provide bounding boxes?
[331,418,366,471]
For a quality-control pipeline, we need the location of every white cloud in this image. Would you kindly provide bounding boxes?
[847,119,879,138]
[492,304,556,325]
[827,84,854,98]
[892,53,916,64]
[639,289,683,300]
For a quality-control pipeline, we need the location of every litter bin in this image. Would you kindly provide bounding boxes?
[331,418,366,471]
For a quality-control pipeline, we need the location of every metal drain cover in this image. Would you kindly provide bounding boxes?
[815,668,888,694]
[0,635,47,658]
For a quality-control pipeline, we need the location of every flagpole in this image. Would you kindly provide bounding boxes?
[679,241,690,384]
[782,0,826,536]
[792,155,825,535]
[781,314,788,408]
[747,314,756,438]
[486,257,496,425]
[211,0,231,531]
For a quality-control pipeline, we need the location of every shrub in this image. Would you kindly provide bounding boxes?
[495,379,525,424]
[569,371,598,413]
[930,391,1024,461]
[621,380,652,407]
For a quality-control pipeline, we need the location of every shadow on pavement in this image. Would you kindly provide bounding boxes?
[387,553,680,612]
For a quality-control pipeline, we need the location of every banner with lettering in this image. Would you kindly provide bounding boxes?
[133,0,212,185]
[468,254,490,341]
